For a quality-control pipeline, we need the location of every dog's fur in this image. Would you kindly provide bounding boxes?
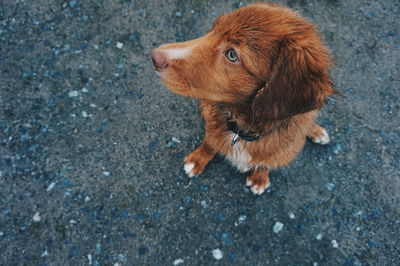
[152,3,335,195]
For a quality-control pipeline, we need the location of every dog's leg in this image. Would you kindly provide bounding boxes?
[184,137,216,177]
[246,168,270,195]
[307,123,330,145]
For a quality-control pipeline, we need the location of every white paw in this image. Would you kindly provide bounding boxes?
[312,129,330,145]
[184,162,196,177]
[246,179,270,195]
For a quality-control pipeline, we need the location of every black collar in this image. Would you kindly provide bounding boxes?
[226,119,261,145]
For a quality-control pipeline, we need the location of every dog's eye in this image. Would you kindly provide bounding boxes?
[226,49,239,63]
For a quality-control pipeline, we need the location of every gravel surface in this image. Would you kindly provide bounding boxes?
[1,0,399,265]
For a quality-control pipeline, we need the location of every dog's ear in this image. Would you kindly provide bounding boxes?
[252,38,335,121]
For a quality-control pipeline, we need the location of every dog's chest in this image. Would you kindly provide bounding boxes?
[225,133,253,173]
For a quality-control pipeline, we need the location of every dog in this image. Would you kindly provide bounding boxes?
[151,3,335,195]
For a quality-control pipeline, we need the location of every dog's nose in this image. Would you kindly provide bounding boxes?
[151,49,168,71]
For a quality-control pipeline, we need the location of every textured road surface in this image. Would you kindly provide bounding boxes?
[1,0,399,265]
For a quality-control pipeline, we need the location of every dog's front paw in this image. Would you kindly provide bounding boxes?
[311,128,330,145]
[246,170,270,195]
[309,125,331,145]
[183,149,213,178]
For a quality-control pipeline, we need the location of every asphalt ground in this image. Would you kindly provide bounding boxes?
[0,0,399,265]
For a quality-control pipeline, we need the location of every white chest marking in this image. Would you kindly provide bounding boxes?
[226,134,252,173]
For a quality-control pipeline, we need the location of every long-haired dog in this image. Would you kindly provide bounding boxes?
[152,3,335,195]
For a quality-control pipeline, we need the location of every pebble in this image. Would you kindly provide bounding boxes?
[273,222,283,233]
[200,200,208,208]
[288,211,295,219]
[173,258,184,265]
[116,42,124,49]
[172,137,181,143]
[331,240,339,248]
[212,248,223,260]
[117,254,127,262]
[41,249,49,257]
[88,254,92,265]
[333,143,341,154]
[238,215,247,223]
[95,243,101,254]
[69,1,77,8]
[82,111,88,118]
[85,196,91,203]
[326,183,335,191]
[175,11,182,17]
[47,182,56,191]
[33,212,41,222]
[103,171,110,177]
[68,91,79,97]
[316,233,323,240]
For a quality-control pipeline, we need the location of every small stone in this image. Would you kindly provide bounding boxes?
[47,182,56,191]
[82,87,88,93]
[173,258,184,265]
[90,103,96,108]
[333,143,341,154]
[69,1,77,8]
[117,254,127,262]
[103,171,110,177]
[356,227,361,232]
[212,248,223,260]
[288,211,295,219]
[70,219,77,225]
[41,249,49,257]
[273,221,283,233]
[116,42,124,49]
[95,243,101,254]
[326,183,335,191]
[33,212,41,222]
[316,233,322,240]
[68,91,79,97]
[85,196,91,203]
[175,11,182,17]
[238,215,246,223]
[331,240,339,248]
[82,111,88,118]
[172,137,181,143]
[200,200,208,208]
[236,2,244,8]
[88,254,92,265]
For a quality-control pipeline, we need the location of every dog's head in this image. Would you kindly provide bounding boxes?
[152,3,335,120]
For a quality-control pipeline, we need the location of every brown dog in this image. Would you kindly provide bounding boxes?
[152,3,335,195]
